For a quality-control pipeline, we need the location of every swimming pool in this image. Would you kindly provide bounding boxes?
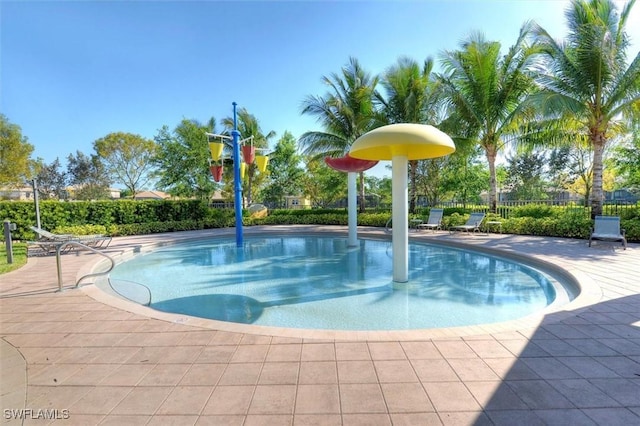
[106,234,575,330]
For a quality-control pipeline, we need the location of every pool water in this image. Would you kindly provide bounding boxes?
[108,236,566,330]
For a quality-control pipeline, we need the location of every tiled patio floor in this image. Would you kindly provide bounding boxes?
[1,226,639,425]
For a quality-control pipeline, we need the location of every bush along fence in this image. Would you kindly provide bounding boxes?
[1,200,638,243]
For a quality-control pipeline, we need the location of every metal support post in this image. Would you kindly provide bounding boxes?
[32,179,41,229]
[231,102,243,247]
[3,220,16,264]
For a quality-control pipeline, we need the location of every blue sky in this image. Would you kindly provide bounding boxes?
[2,0,639,179]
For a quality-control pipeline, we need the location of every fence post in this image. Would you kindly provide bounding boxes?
[3,220,16,264]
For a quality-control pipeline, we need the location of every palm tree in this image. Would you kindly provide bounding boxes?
[378,56,443,212]
[532,0,640,217]
[439,23,539,213]
[223,108,275,206]
[299,57,384,212]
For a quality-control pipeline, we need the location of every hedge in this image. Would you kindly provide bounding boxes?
[1,200,638,243]
[0,199,214,241]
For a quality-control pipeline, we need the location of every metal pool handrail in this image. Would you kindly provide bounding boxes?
[56,241,115,292]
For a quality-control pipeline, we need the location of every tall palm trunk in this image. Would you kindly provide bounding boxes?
[359,172,366,213]
[486,145,498,213]
[409,160,417,213]
[246,166,254,206]
[590,131,606,218]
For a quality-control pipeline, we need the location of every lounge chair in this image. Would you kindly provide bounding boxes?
[449,212,485,234]
[417,208,444,232]
[589,216,627,250]
[29,226,112,253]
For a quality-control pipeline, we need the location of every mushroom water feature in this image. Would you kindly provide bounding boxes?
[324,154,378,247]
[349,123,455,282]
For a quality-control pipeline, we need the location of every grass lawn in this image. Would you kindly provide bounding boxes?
[0,242,28,274]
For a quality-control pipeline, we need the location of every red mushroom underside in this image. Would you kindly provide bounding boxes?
[324,154,378,173]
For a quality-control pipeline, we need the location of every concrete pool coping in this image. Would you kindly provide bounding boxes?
[83,225,602,341]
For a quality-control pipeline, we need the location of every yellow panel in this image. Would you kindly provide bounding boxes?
[209,142,224,161]
[256,155,269,173]
[349,123,455,161]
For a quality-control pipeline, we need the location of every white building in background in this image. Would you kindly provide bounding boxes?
[284,195,311,209]
[134,190,171,200]
[0,186,34,200]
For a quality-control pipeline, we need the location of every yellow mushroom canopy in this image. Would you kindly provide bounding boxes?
[349,123,455,161]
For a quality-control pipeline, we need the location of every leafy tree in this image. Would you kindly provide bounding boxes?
[364,175,392,208]
[439,24,539,212]
[504,151,549,200]
[378,56,445,212]
[154,119,219,201]
[66,151,111,200]
[532,0,640,216]
[548,145,593,204]
[222,108,275,206]
[260,131,305,207]
[0,114,35,187]
[34,158,67,200]
[301,157,347,208]
[612,127,640,193]
[438,151,489,206]
[94,132,157,198]
[299,57,384,212]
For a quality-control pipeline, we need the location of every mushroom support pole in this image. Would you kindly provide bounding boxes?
[348,172,357,247]
[392,155,409,282]
[232,102,243,247]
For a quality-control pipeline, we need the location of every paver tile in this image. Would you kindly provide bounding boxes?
[380,382,434,412]
[339,383,387,413]
[294,384,340,414]
[248,385,296,415]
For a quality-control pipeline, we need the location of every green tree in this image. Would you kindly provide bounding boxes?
[260,131,305,207]
[532,0,640,216]
[612,129,640,193]
[0,114,34,187]
[94,132,157,198]
[66,151,111,200]
[548,144,595,204]
[154,119,218,200]
[439,24,539,212]
[222,108,275,206]
[438,150,489,206]
[299,57,384,212]
[364,175,392,208]
[378,56,444,212]
[504,151,549,200]
[34,158,67,200]
[301,157,347,208]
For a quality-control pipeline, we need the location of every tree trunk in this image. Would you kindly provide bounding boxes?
[409,160,417,214]
[486,146,498,213]
[246,167,253,206]
[590,133,606,218]
[359,171,366,213]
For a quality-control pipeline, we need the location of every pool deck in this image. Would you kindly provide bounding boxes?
[1,225,639,425]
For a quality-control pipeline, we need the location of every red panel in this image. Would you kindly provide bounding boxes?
[324,154,378,173]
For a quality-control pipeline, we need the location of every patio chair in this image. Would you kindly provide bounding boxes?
[29,226,112,253]
[417,208,444,232]
[449,212,485,234]
[588,216,627,250]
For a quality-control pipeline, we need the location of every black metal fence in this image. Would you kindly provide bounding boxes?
[435,200,638,219]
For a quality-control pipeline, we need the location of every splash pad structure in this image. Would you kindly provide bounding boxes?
[350,124,455,282]
[206,103,269,247]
